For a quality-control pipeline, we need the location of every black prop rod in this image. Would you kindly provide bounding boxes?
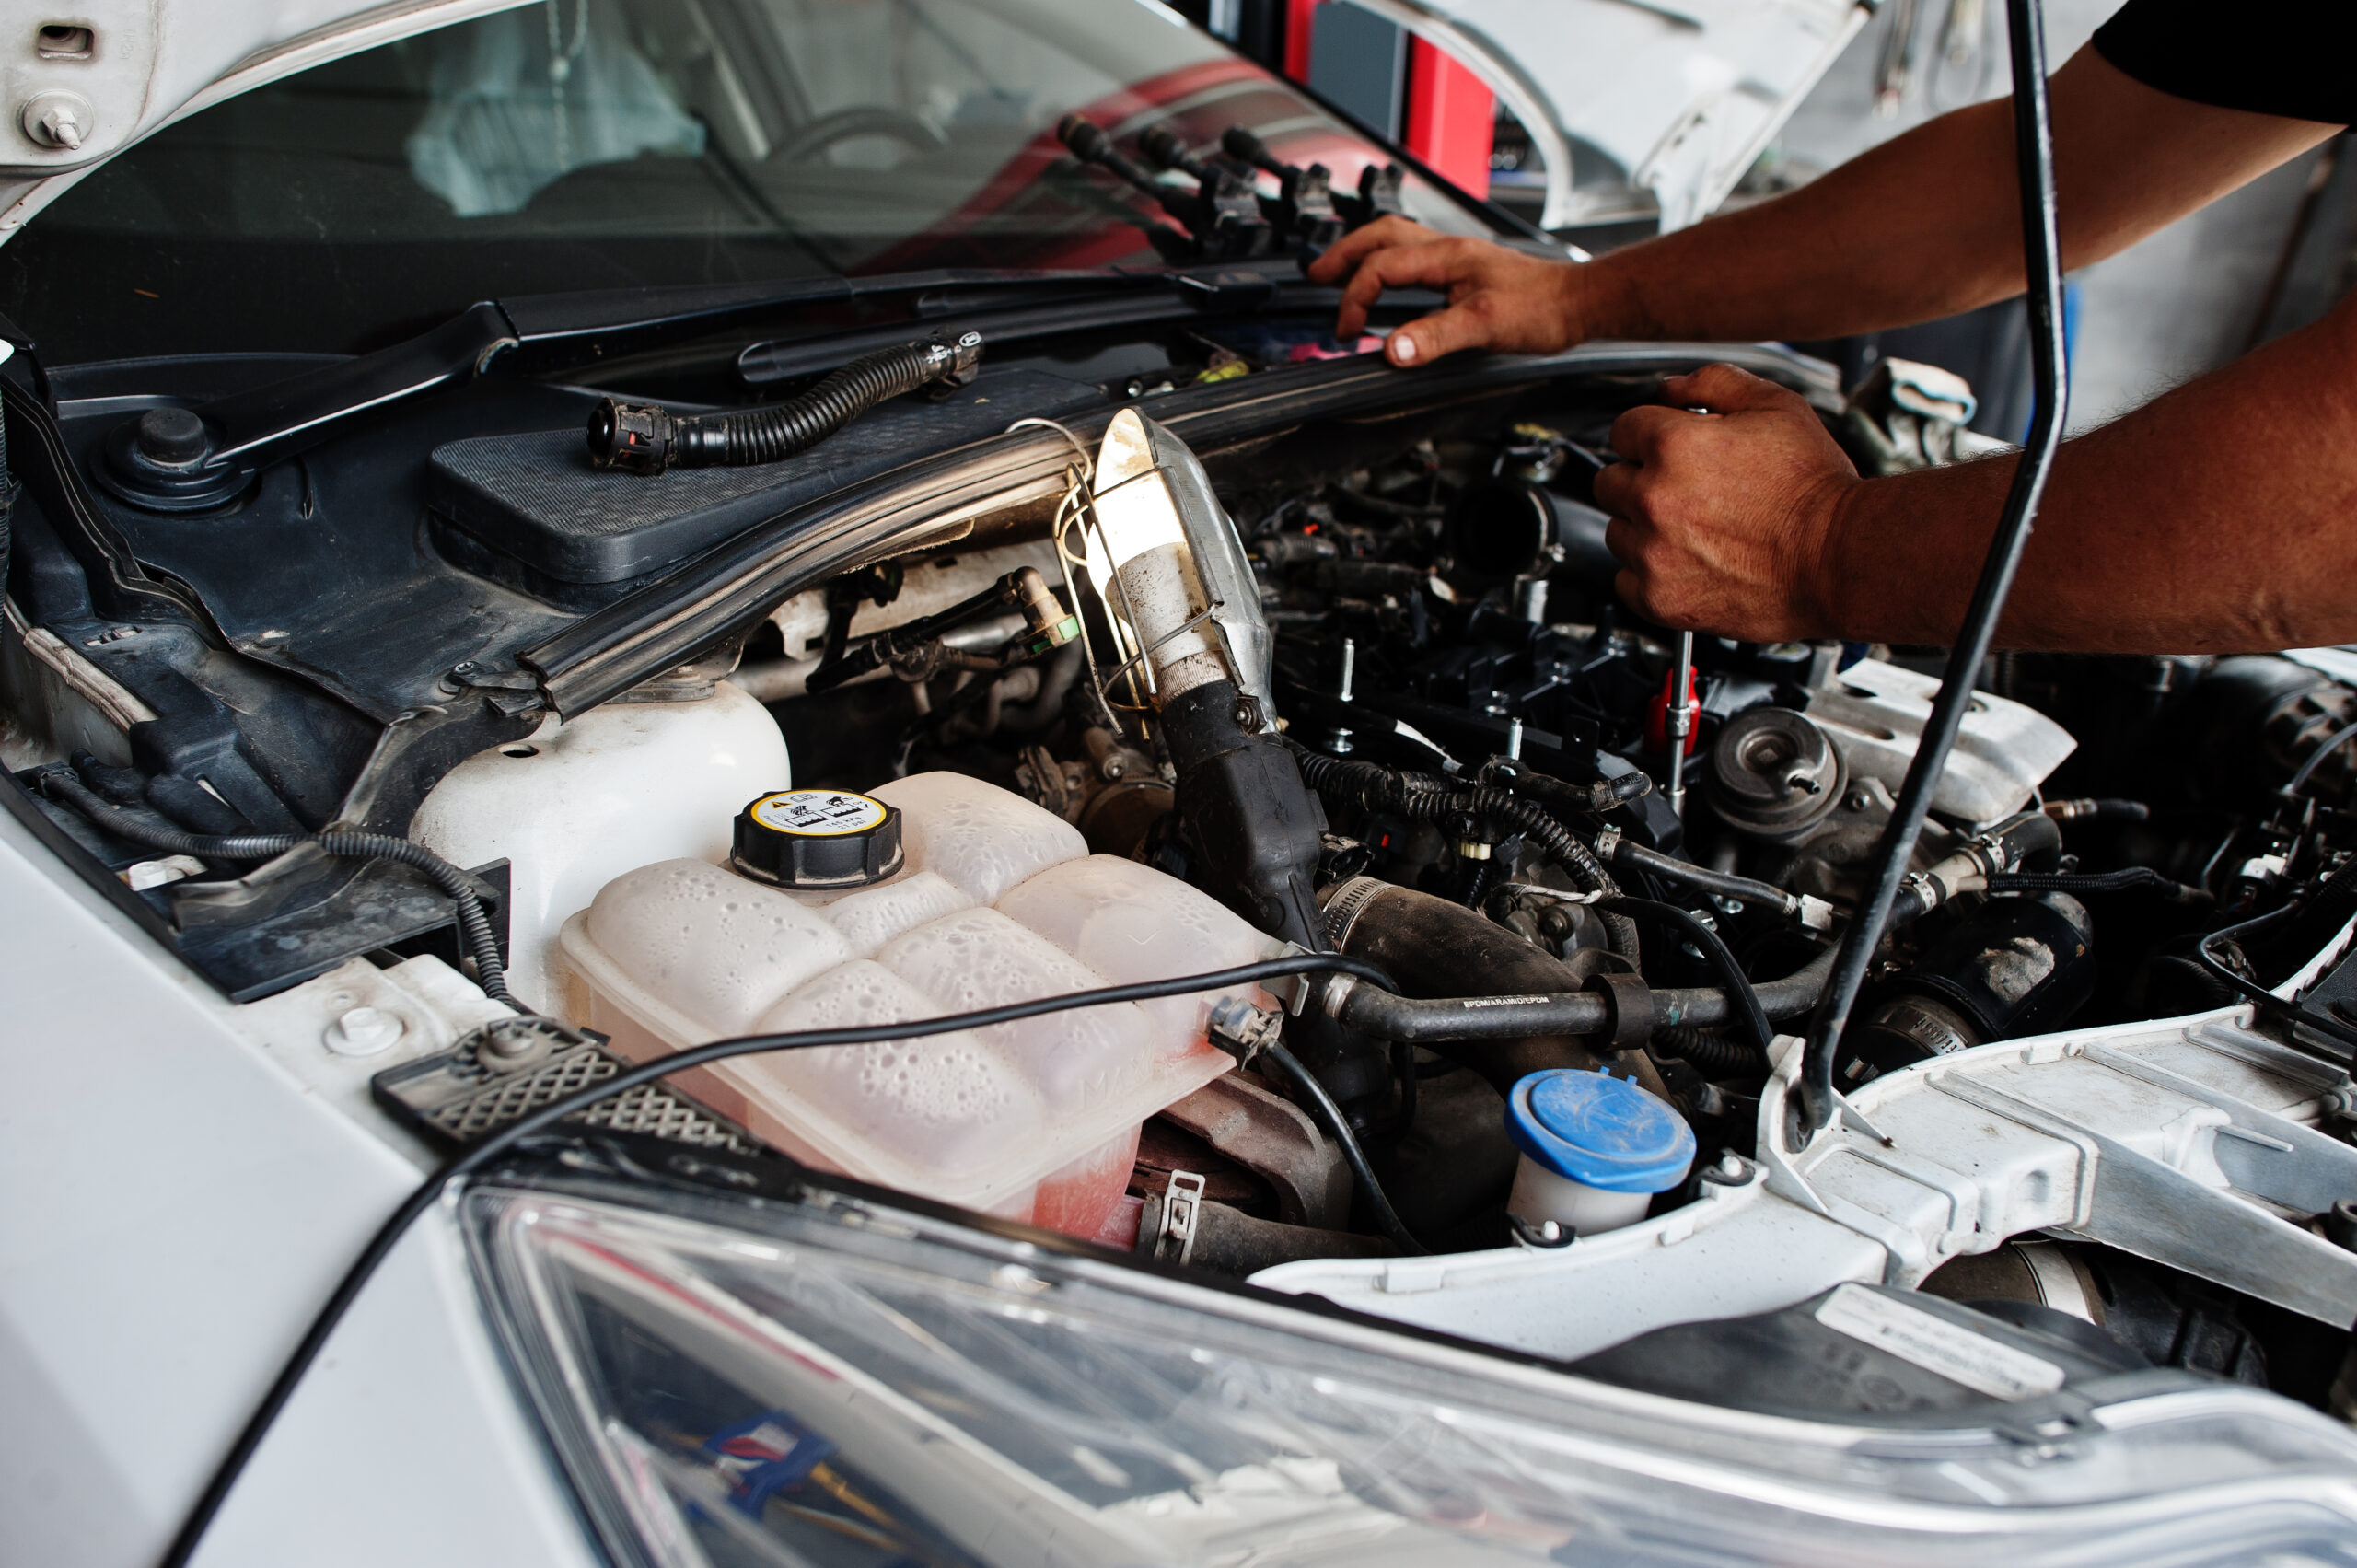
[1796,0,2070,1134]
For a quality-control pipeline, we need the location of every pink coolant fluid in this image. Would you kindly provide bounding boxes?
[559,772,1274,1238]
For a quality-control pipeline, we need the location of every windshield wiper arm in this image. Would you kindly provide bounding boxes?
[84,268,1233,512]
[96,266,1329,511]
[95,302,520,512]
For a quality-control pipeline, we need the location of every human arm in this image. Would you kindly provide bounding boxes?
[1597,285,2357,655]
[1308,47,2337,366]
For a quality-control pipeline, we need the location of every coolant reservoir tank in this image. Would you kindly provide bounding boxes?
[557,772,1276,1237]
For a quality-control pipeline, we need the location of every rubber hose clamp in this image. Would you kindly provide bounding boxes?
[1590,970,1656,1051]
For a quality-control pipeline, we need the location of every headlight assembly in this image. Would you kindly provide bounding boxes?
[467,1171,2357,1568]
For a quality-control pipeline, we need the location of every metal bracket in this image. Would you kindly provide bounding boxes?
[1151,1170,1206,1265]
[441,660,547,717]
[1206,995,1285,1067]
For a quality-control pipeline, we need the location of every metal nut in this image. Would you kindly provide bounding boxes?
[20,90,94,151]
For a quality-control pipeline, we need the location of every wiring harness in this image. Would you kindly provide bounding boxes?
[38,767,518,1007]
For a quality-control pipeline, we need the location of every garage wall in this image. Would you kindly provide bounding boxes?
[1773,0,2344,435]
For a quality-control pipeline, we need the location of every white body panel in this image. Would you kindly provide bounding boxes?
[0,804,590,1568]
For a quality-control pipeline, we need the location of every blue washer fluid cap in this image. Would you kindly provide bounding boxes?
[1505,1069,1696,1193]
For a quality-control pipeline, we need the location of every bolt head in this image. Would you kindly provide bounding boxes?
[134,406,210,466]
[20,90,94,152]
[324,1005,404,1057]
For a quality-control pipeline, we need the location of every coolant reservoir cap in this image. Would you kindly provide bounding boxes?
[1505,1069,1695,1192]
[731,788,904,889]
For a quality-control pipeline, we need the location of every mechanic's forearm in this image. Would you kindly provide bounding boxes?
[1574,97,2027,345]
[1572,49,2335,349]
[1817,293,2357,654]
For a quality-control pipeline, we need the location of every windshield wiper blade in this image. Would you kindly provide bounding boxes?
[497,265,1176,345]
[736,267,1310,385]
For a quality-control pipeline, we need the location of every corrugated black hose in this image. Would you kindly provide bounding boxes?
[1290,746,1642,965]
[1986,866,2209,902]
[1654,1026,1770,1080]
[586,331,982,475]
[39,769,518,1010]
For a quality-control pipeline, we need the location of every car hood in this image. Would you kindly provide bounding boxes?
[1342,0,1870,230]
[0,0,522,227]
[0,0,1865,241]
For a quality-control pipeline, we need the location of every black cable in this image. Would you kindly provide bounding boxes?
[1986,867,2209,902]
[1259,1039,1427,1256]
[1799,0,2069,1134]
[2043,796,2150,823]
[1609,838,1808,920]
[1604,896,1774,1062]
[1385,1034,1420,1141]
[2197,906,2357,1058]
[1,378,16,598]
[157,950,1404,1568]
[2285,715,2357,797]
[40,769,519,1010]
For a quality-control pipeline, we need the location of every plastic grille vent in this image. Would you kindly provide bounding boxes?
[372,1021,758,1155]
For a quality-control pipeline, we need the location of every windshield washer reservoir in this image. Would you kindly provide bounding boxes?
[1506,1069,1697,1237]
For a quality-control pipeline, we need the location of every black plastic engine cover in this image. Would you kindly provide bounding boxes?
[425,367,1104,606]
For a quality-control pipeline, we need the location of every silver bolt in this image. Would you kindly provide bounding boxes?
[1337,638,1355,703]
[324,1005,404,1057]
[20,91,94,151]
[1506,717,1524,761]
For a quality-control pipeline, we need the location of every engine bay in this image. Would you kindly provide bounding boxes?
[9,315,2357,1413]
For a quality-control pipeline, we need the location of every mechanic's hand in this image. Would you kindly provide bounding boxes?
[1595,365,1859,642]
[1306,216,1590,366]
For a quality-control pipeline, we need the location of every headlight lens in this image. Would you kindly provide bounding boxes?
[468,1175,2357,1568]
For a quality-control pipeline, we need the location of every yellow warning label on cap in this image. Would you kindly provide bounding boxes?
[749,790,888,837]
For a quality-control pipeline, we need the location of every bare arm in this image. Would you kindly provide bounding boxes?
[1311,48,2336,364]
[1598,285,2357,655]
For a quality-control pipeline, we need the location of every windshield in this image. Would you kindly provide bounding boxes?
[0,0,1489,365]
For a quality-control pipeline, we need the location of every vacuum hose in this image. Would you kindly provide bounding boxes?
[39,769,517,1008]
[587,332,982,475]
